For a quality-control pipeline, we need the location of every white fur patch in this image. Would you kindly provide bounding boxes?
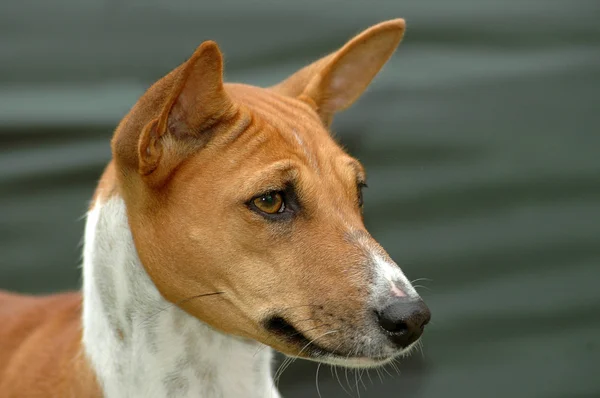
[371,254,419,299]
[347,228,419,302]
[82,196,280,398]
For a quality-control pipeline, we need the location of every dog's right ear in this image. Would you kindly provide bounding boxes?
[137,41,235,184]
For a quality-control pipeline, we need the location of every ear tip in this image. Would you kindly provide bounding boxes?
[188,40,223,70]
[191,40,223,61]
[386,18,406,29]
[190,40,222,60]
[353,19,406,47]
[376,18,406,34]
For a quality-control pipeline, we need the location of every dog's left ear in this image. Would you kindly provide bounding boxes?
[271,19,405,126]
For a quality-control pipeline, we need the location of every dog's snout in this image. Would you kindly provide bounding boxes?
[376,298,431,348]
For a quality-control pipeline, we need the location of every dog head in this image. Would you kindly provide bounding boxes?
[111,18,430,368]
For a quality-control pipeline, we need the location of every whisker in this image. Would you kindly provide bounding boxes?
[358,366,367,391]
[315,363,323,398]
[376,366,384,383]
[136,291,224,329]
[410,277,433,284]
[381,363,393,378]
[273,356,291,387]
[254,318,325,358]
[353,345,362,398]
[330,341,354,398]
[417,340,425,359]
[344,345,352,393]
[298,329,339,357]
[253,330,285,358]
[413,284,432,292]
[274,328,339,388]
[179,291,225,304]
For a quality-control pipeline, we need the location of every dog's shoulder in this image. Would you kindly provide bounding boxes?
[0,291,101,398]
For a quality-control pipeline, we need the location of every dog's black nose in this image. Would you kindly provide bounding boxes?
[376,298,431,348]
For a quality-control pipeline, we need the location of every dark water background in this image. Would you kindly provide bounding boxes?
[1,1,599,397]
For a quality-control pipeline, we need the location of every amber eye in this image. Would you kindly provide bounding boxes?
[252,192,285,214]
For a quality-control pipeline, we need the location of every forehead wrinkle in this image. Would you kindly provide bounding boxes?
[239,96,303,148]
[227,82,318,119]
[233,86,319,131]
[212,106,254,147]
[240,92,325,173]
[220,114,300,169]
[249,87,320,126]
[224,127,272,163]
[237,159,300,195]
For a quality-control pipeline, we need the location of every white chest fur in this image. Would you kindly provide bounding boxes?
[82,196,280,398]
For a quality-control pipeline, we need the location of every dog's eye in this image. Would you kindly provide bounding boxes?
[358,182,367,208]
[252,192,285,214]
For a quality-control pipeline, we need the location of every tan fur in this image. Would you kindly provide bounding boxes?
[0,19,407,395]
[0,292,102,397]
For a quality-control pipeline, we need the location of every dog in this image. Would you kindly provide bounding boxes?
[0,18,430,397]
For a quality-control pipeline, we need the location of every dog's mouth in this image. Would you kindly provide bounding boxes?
[264,316,406,368]
[264,316,344,357]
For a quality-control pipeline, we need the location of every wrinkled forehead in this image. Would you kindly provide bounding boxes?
[224,83,365,181]
[226,83,326,138]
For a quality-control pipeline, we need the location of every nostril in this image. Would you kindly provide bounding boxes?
[376,311,408,334]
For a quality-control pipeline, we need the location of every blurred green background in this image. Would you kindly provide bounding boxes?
[1,0,599,397]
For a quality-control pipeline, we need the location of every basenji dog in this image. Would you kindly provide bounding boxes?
[0,18,430,397]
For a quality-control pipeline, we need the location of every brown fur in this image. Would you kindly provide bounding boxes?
[0,19,406,395]
[0,292,101,397]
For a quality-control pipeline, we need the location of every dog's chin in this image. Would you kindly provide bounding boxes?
[287,341,419,369]
[311,354,395,369]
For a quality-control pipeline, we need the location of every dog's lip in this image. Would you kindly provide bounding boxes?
[308,342,421,368]
[263,315,397,366]
[310,346,391,362]
[311,352,395,368]
[292,344,398,368]
[264,315,342,357]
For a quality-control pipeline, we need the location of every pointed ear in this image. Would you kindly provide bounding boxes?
[138,41,234,180]
[271,19,406,125]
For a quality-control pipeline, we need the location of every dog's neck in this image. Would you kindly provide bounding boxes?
[81,195,280,398]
